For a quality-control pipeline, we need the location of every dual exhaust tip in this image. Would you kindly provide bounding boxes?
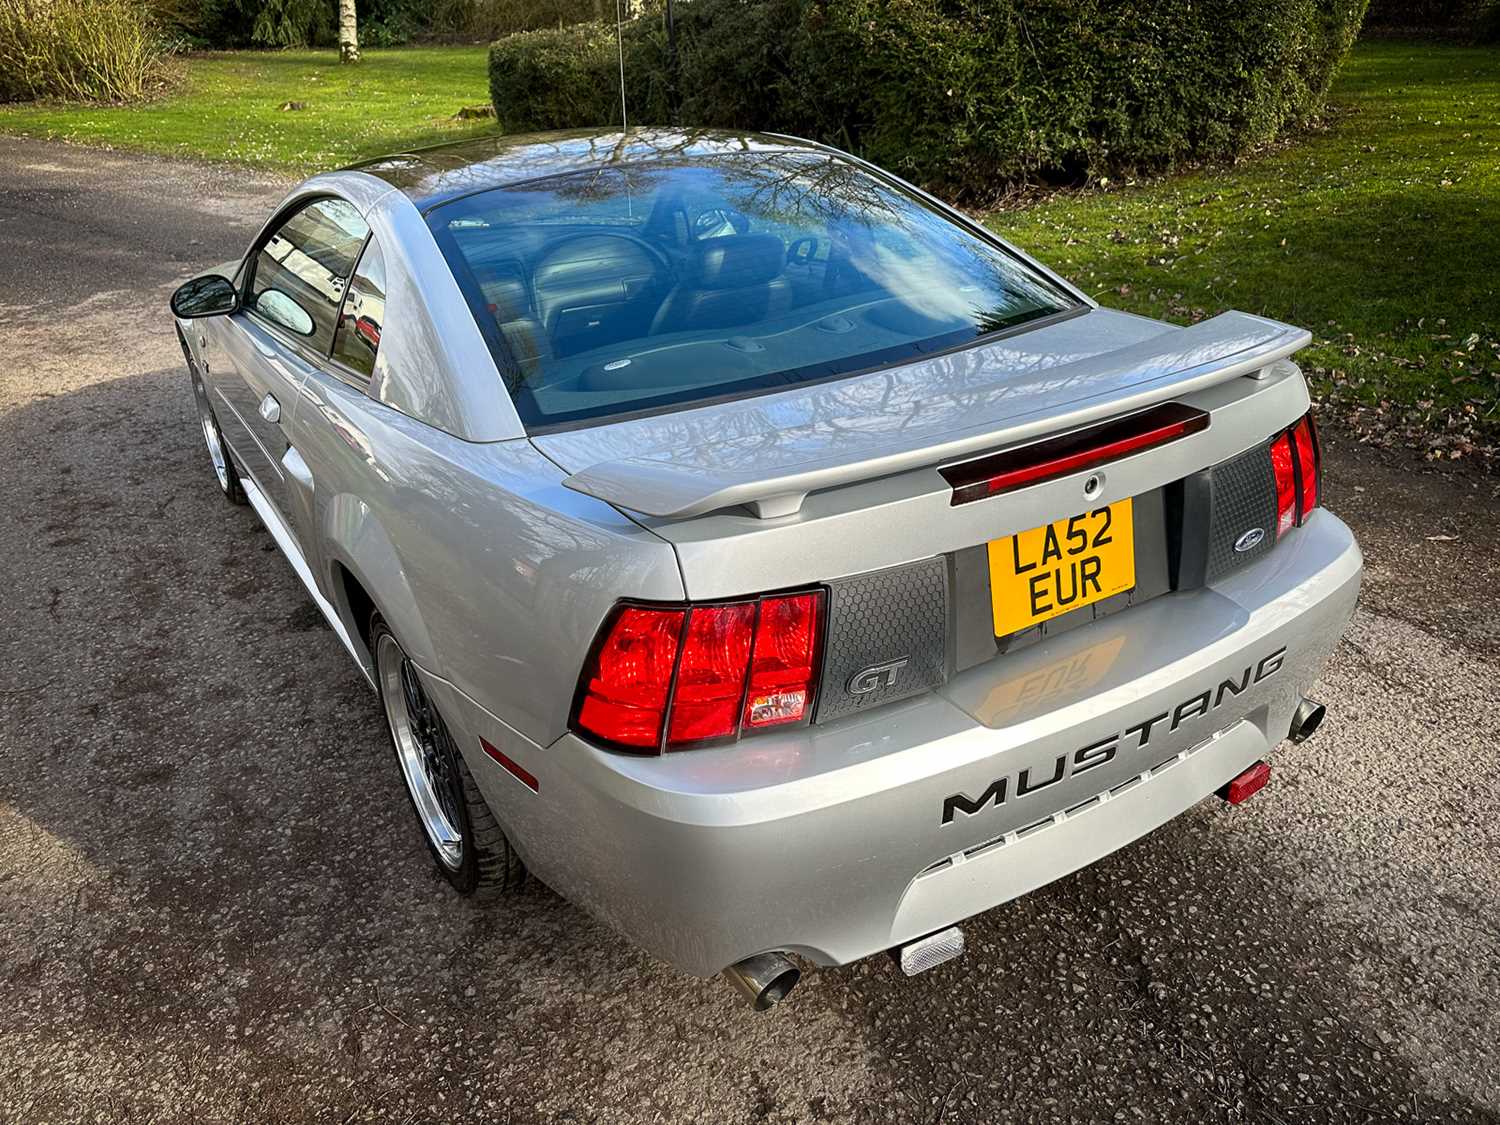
[723,952,801,1011]
[1289,697,1326,744]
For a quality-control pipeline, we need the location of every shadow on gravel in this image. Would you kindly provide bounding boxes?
[836,818,1498,1124]
[0,369,1493,1123]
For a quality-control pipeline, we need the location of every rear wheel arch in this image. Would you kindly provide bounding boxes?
[332,561,378,667]
[319,492,437,670]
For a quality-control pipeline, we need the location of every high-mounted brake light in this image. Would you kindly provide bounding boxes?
[574,591,825,754]
[1270,412,1320,539]
[943,403,1209,505]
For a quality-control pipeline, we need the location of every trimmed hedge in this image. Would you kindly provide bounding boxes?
[489,0,1369,201]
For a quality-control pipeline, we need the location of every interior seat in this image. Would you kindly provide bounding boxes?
[473,262,551,376]
[649,233,792,336]
[531,235,663,358]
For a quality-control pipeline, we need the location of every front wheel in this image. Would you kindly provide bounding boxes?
[189,367,246,506]
[372,616,526,898]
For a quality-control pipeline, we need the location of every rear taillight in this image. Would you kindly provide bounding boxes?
[575,606,685,749]
[1270,412,1321,539]
[666,602,755,745]
[574,591,825,753]
[743,592,821,730]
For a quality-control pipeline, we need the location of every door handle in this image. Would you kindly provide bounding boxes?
[258,394,281,424]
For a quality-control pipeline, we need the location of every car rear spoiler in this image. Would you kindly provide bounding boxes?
[560,310,1311,520]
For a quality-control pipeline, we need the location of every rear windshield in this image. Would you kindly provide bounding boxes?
[428,151,1077,430]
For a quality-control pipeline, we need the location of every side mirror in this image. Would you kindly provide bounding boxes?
[171,274,239,319]
[255,288,316,337]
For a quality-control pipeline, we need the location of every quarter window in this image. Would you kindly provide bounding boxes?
[331,235,388,379]
[248,197,369,353]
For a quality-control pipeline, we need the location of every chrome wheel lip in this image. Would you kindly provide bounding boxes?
[191,373,231,493]
[376,632,464,871]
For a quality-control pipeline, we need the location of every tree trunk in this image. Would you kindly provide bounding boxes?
[339,0,360,64]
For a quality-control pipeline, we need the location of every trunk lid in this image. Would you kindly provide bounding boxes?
[533,308,1309,521]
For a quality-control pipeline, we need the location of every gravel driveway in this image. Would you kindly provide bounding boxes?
[2,136,1498,1124]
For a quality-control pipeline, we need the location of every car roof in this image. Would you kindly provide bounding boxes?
[345,127,834,212]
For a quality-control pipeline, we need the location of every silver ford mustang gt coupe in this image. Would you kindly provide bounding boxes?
[170,129,1361,1008]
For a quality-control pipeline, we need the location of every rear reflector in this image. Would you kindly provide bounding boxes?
[574,591,826,754]
[480,736,540,792]
[943,402,1209,505]
[1217,760,1271,805]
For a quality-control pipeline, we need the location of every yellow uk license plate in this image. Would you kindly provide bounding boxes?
[988,500,1135,636]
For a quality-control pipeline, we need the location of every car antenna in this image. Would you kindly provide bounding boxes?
[615,0,628,133]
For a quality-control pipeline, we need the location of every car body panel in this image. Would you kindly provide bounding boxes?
[171,127,1362,981]
[424,510,1359,975]
[630,361,1309,600]
[288,365,684,745]
[539,309,1309,519]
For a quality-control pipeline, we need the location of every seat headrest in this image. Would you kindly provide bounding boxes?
[692,233,784,291]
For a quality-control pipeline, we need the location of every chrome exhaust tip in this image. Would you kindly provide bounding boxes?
[724,952,800,1011]
[1289,697,1326,744]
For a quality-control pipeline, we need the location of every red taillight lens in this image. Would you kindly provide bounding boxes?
[574,591,825,753]
[575,606,684,749]
[1270,432,1297,538]
[1270,412,1320,539]
[666,603,755,747]
[1292,415,1319,518]
[744,593,822,729]
[943,402,1209,505]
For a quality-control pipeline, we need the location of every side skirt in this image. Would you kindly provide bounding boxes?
[240,474,376,689]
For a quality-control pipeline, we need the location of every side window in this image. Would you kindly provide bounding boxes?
[248,197,369,353]
[330,235,388,380]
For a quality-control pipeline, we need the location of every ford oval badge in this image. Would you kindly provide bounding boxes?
[1234,527,1267,553]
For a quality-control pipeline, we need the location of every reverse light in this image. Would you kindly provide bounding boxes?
[744,593,821,729]
[574,591,825,754]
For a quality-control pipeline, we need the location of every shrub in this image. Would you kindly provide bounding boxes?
[1364,0,1499,40]
[488,18,672,131]
[0,0,171,103]
[434,0,604,41]
[490,0,1369,201]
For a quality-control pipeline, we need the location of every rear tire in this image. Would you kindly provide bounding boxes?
[189,367,247,506]
[371,615,526,898]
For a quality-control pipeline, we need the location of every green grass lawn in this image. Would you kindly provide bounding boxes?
[1,40,1494,448]
[988,41,1500,454]
[0,47,495,170]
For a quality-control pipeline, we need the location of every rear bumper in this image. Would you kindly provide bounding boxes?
[426,511,1361,978]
